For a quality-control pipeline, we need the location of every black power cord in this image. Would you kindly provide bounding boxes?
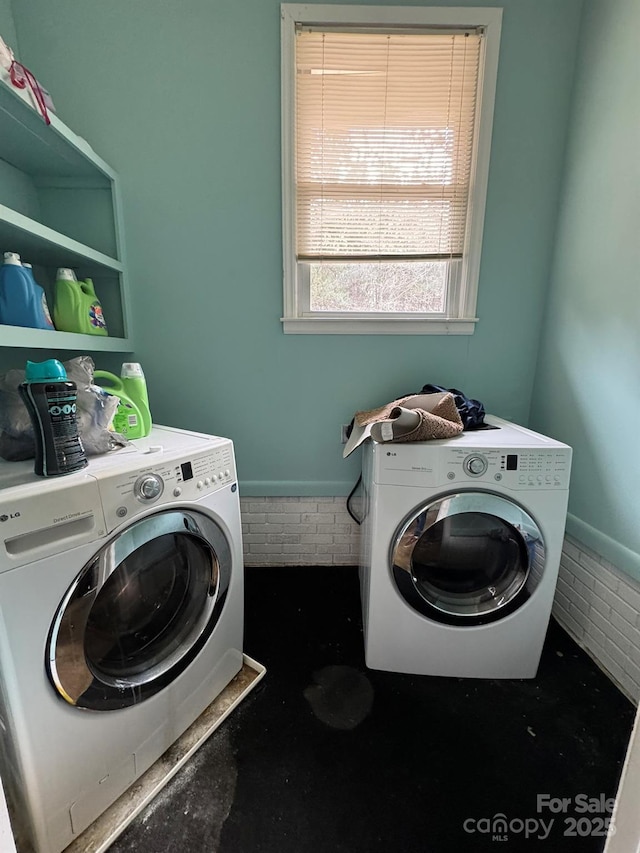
[346,474,363,525]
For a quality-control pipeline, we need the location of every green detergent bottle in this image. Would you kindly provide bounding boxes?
[94,362,152,439]
[53,268,108,335]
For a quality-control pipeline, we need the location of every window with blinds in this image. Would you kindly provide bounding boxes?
[295,29,482,262]
[281,6,502,334]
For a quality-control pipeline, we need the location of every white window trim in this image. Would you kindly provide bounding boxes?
[280,4,502,335]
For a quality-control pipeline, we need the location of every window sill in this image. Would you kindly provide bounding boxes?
[281,316,478,335]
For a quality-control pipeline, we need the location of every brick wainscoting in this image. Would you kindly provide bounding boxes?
[554,535,640,703]
[240,496,361,566]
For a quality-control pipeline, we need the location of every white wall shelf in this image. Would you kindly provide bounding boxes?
[0,75,133,350]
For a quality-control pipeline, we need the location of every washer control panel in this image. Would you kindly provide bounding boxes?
[98,442,236,530]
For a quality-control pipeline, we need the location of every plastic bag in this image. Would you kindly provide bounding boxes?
[0,356,128,461]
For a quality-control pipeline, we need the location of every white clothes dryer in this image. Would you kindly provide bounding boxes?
[359,416,571,679]
[0,426,244,853]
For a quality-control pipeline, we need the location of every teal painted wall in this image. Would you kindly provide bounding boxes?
[8,0,583,494]
[0,0,18,52]
[530,0,640,580]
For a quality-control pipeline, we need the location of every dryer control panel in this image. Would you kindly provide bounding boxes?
[443,447,572,489]
[372,441,572,490]
[97,443,237,531]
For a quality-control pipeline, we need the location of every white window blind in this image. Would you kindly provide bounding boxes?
[295,27,483,262]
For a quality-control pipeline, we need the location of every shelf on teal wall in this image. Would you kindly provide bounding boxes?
[0,323,132,351]
[0,205,123,273]
[0,76,133,352]
[0,78,113,182]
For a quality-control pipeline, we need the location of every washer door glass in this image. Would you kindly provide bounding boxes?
[391,492,545,625]
[47,509,232,710]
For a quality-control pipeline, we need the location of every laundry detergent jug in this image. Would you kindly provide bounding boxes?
[0,252,55,330]
[94,362,152,439]
[53,268,108,335]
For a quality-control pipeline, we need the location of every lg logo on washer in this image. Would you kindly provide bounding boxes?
[0,512,20,522]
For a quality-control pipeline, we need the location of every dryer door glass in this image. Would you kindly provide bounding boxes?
[47,509,232,710]
[391,492,545,625]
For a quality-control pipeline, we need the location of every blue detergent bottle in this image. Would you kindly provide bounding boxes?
[0,252,55,330]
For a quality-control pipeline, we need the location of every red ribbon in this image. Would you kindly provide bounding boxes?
[9,60,50,125]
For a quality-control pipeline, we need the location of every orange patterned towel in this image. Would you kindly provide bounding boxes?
[343,392,463,457]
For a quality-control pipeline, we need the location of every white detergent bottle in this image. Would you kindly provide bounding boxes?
[22,263,55,330]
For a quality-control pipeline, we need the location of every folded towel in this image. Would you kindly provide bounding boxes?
[343,392,463,457]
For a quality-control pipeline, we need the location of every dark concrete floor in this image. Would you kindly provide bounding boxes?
[110,566,635,853]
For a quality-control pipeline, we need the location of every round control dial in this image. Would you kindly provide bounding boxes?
[134,473,164,502]
[463,454,488,477]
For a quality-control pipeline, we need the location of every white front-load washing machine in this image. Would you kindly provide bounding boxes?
[360,416,571,679]
[0,426,244,853]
